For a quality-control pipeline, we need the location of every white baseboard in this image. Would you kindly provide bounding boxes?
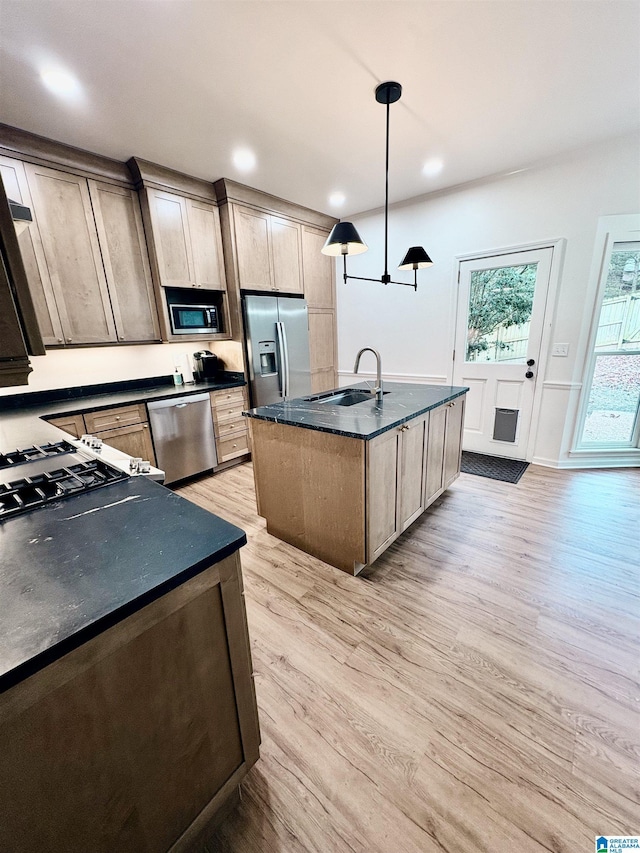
[532,454,640,469]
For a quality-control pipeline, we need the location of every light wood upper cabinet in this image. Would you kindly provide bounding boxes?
[188,200,226,290]
[271,216,303,293]
[0,156,64,346]
[147,189,195,287]
[233,205,302,293]
[146,188,226,291]
[88,181,160,342]
[24,163,117,345]
[233,207,273,291]
[301,225,334,309]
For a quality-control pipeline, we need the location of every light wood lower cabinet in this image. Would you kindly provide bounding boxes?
[210,387,250,466]
[0,552,260,853]
[47,413,87,439]
[94,422,156,467]
[250,394,466,575]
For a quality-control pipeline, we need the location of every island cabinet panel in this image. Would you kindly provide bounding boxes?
[0,552,260,853]
[24,162,118,345]
[424,404,447,506]
[0,155,64,346]
[250,419,366,573]
[88,180,160,342]
[442,396,465,488]
[398,414,428,531]
[301,225,334,309]
[366,427,400,562]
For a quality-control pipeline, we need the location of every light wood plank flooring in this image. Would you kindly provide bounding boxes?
[177,463,639,853]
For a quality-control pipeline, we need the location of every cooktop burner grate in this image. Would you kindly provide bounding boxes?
[0,441,77,469]
[0,454,129,520]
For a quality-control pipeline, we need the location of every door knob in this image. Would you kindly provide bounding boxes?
[527,359,535,366]
[525,370,534,379]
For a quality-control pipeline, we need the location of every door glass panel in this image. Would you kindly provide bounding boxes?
[581,354,640,444]
[593,241,640,352]
[465,263,537,363]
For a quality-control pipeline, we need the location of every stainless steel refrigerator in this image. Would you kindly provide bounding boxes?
[243,294,311,407]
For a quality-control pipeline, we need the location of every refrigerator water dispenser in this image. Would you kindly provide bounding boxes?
[259,341,277,376]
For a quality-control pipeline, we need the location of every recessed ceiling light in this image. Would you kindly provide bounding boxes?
[422,158,444,178]
[329,192,345,207]
[232,148,256,173]
[39,66,83,101]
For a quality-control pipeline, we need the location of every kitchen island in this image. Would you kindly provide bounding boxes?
[0,408,260,851]
[245,382,468,575]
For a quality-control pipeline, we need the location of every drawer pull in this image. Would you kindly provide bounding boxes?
[115,416,121,421]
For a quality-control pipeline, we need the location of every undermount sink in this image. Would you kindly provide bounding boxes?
[312,389,390,407]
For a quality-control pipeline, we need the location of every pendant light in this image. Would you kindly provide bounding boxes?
[321,81,432,291]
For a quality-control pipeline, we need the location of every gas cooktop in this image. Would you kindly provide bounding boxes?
[0,440,77,469]
[0,444,129,520]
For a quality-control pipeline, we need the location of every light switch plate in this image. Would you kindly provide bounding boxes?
[552,343,569,357]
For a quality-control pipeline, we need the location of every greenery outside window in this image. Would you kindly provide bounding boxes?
[577,235,640,449]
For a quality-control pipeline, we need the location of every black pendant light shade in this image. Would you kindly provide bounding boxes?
[398,246,433,270]
[321,221,368,256]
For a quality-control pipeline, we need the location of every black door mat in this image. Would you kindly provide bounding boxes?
[461,451,529,484]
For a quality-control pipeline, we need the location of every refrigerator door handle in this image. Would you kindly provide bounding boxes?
[276,320,290,398]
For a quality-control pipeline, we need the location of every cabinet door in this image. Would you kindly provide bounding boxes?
[147,188,195,287]
[308,309,337,394]
[271,216,302,293]
[187,199,226,290]
[96,422,156,467]
[89,181,160,342]
[424,405,446,506]
[366,426,400,563]
[443,396,465,488]
[397,415,427,532]
[301,225,334,309]
[0,156,64,346]
[24,163,117,344]
[233,207,272,290]
[48,413,86,439]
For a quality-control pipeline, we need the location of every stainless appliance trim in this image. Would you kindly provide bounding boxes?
[147,393,217,485]
[169,303,220,336]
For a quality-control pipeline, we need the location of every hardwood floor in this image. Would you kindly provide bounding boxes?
[177,463,639,853]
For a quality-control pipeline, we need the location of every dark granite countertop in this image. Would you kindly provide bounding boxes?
[0,475,246,691]
[0,371,248,692]
[244,381,468,440]
[0,372,246,453]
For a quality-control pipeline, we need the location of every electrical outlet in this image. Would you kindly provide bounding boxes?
[552,343,569,357]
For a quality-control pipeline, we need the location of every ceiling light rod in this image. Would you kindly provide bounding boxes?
[321,81,432,291]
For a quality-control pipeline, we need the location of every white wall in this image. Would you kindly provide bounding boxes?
[0,341,235,397]
[337,132,640,467]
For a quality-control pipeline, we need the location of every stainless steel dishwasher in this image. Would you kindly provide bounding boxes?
[148,393,217,485]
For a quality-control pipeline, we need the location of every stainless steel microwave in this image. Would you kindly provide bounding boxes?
[169,303,220,335]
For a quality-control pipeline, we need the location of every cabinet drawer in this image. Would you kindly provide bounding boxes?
[212,400,247,424]
[216,430,250,463]
[210,388,247,411]
[216,418,248,438]
[84,403,147,433]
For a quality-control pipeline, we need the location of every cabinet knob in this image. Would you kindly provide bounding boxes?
[232,444,237,448]
[143,424,148,429]
[57,338,63,343]
[115,416,121,421]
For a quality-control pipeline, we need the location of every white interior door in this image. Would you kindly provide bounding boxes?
[453,248,553,460]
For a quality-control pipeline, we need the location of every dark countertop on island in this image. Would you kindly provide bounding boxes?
[0,475,246,692]
[244,381,468,440]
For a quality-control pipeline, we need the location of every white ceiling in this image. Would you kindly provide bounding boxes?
[0,0,638,216]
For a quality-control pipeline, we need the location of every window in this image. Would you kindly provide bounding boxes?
[577,236,640,449]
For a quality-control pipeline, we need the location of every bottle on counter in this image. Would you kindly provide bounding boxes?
[173,366,184,387]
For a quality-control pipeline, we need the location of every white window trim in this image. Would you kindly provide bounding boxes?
[572,214,640,454]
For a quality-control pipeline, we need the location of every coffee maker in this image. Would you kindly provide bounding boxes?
[193,350,221,381]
